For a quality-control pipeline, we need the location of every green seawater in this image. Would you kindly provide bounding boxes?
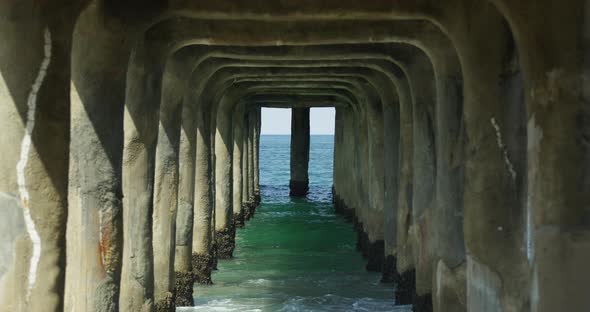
[182,135,408,312]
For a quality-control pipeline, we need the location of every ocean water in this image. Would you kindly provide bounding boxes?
[183,135,406,312]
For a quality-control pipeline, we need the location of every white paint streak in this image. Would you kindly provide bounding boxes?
[490,118,517,181]
[16,28,52,300]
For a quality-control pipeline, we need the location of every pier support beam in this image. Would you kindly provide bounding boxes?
[232,107,245,227]
[66,4,128,311]
[174,99,196,307]
[0,4,77,311]
[242,119,252,220]
[120,46,164,312]
[192,107,214,284]
[289,108,310,197]
[247,110,256,204]
[214,101,235,259]
[253,108,261,204]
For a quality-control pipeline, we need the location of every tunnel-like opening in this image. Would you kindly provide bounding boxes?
[1,2,588,312]
[194,106,400,311]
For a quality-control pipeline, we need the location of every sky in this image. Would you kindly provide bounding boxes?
[260,107,335,135]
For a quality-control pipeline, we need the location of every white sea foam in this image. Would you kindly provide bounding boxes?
[246,278,272,286]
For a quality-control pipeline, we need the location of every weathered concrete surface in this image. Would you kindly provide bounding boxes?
[241,123,252,220]
[214,91,235,259]
[192,106,214,283]
[253,107,261,203]
[247,110,256,203]
[434,260,466,312]
[152,54,184,312]
[232,107,245,228]
[289,108,310,197]
[66,3,130,311]
[0,2,587,311]
[174,74,196,307]
[173,271,194,307]
[0,3,78,311]
[120,46,164,312]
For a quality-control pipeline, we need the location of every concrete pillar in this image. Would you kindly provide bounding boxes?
[152,58,185,311]
[448,9,529,311]
[355,109,375,267]
[430,51,466,312]
[365,100,385,272]
[289,108,310,196]
[242,117,252,219]
[120,46,164,312]
[0,5,75,311]
[508,4,590,310]
[174,100,196,307]
[192,107,214,284]
[395,66,415,306]
[65,4,128,311]
[332,107,344,207]
[407,54,437,309]
[382,95,401,284]
[334,107,356,220]
[209,116,218,269]
[214,101,235,259]
[247,110,256,203]
[232,108,245,227]
[253,107,261,204]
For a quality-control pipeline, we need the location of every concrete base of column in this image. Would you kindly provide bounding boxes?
[249,196,259,214]
[333,193,384,272]
[355,227,385,272]
[155,292,175,312]
[289,179,309,197]
[216,226,236,259]
[395,269,433,311]
[243,201,256,220]
[191,253,214,284]
[381,255,401,283]
[433,260,466,312]
[234,212,245,228]
[211,244,218,270]
[254,190,261,205]
[333,193,354,221]
[174,271,195,307]
[414,293,433,312]
[395,269,416,305]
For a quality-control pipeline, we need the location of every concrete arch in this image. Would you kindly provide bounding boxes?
[171,45,426,304]
[5,0,572,310]
[185,56,411,286]
[160,43,462,302]
[108,13,532,312]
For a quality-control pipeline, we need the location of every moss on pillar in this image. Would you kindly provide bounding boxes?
[174,271,195,307]
[154,292,175,312]
[191,253,214,285]
[216,225,236,259]
[254,190,261,205]
[234,212,245,228]
[243,201,258,221]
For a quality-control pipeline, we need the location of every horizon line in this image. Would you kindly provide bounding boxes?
[260,133,334,135]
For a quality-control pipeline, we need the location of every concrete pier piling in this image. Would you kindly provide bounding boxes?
[0,1,587,311]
